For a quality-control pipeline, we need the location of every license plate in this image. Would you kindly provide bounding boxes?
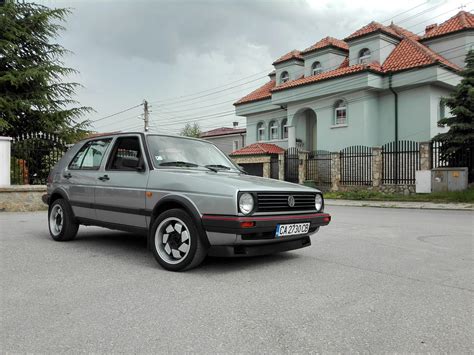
[275,223,310,237]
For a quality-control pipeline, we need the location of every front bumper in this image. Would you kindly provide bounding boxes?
[202,212,331,235]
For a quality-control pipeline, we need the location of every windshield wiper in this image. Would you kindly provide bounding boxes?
[159,161,218,172]
[205,164,231,170]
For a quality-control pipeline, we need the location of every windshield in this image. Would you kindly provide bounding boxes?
[146,135,239,171]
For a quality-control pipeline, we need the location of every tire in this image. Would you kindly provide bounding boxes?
[48,198,79,241]
[150,208,208,271]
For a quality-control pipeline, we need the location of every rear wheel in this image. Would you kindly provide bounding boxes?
[48,199,79,241]
[151,209,207,271]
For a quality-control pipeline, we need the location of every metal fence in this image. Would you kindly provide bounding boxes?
[306,150,332,190]
[432,141,474,182]
[340,145,372,185]
[284,147,300,183]
[382,140,420,185]
[11,132,68,185]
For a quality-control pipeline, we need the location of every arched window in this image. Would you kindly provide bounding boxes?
[358,48,371,64]
[257,122,266,141]
[280,71,289,83]
[269,121,278,140]
[281,119,288,139]
[311,61,322,75]
[334,100,347,126]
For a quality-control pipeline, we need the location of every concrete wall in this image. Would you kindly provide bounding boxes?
[303,49,346,77]
[348,33,398,66]
[0,185,47,212]
[423,31,474,68]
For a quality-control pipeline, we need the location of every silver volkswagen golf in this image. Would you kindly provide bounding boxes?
[43,133,331,271]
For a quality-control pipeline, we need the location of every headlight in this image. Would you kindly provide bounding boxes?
[239,193,254,215]
[315,194,323,212]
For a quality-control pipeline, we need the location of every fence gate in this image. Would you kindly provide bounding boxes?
[11,132,68,185]
[340,145,372,185]
[306,150,331,190]
[432,141,474,183]
[382,140,419,185]
[270,155,279,179]
[284,147,300,183]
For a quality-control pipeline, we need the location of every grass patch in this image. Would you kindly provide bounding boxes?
[323,187,474,204]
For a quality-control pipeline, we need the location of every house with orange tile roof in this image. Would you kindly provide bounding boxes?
[234,11,473,152]
[200,124,246,154]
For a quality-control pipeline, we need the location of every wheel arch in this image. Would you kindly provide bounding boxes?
[148,196,210,249]
[49,188,69,206]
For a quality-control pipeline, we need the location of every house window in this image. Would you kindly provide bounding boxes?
[232,140,239,151]
[439,100,446,121]
[334,100,347,126]
[358,48,371,64]
[269,121,278,140]
[311,61,322,75]
[281,119,288,139]
[280,71,289,83]
[257,122,266,141]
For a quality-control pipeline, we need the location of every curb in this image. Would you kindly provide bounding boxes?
[325,199,474,211]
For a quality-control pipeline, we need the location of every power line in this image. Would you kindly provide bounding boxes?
[90,103,143,123]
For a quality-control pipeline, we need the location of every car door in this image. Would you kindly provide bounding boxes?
[64,138,113,220]
[94,135,149,228]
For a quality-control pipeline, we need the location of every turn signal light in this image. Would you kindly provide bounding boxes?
[240,221,255,228]
[323,216,331,223]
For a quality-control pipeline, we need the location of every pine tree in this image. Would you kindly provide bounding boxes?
[0,1,91,142]
[434,50,474,166]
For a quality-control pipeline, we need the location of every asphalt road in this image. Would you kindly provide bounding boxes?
[1,206,473,353]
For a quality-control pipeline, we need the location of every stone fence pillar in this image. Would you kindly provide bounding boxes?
[0,137,12,186]
[372,146,382,187]
[278,153,285,181]
[330,152,340,191]
[419,142,432,170]
[298,152,307,184]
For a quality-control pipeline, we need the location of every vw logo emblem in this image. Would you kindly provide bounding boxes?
[288,195,295,207]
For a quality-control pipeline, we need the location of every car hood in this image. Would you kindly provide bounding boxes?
[148,169,319,196]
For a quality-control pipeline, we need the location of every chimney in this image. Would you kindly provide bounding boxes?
[233,121,238,128]
[425,23,437,34]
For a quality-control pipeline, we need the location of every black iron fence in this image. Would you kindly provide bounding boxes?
[306,150,332,190]
[432,141,474,182]
[340,145,372,185]
[382,140,420,184]
[284,147,300,183]
[11,132,68,185]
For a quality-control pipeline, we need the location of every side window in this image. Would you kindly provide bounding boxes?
[107,137,144,171]
[69,139,111,170]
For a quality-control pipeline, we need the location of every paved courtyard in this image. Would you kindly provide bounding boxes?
[1,206,472,353]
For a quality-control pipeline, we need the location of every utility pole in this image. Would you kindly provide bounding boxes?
[143,99,149,132]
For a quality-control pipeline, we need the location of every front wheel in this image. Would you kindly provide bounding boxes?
[48,198,79,241]
[151,209,207,271]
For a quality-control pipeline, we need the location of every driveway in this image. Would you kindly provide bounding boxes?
[1,206,472,353]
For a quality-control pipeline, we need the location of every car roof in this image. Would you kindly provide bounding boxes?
[79,132,213,145]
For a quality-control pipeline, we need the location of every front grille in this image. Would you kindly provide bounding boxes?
[256,192,316,212]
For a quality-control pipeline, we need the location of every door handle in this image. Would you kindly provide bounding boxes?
[98,175,110,181]
[63,172,72,179]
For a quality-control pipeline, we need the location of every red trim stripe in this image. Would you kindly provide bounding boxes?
[202,213,330,222]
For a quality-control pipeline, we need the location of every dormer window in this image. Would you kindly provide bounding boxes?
[280,71,289,83]
[358,48,371,64]
[257,122,266,141]
[311,61,322,75]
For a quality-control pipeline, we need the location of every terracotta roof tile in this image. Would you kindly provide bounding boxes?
[230,143,284,156]
[234,80,275,105]
[272,50,304,65]
[200,127,246,138]
[271,62,383,92]
[382,38,460,72]
[387,23,420,40]
[422,11,474,40]
[301,36,349,55]
[344,21,402,41]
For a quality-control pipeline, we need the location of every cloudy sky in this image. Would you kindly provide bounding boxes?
[38,0,466,134]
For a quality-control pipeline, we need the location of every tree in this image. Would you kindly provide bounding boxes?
[434,50,474,164]
[180,122,201,138]
[0,1,91,142]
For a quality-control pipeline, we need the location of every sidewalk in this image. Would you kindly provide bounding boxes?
[325,199,474,211]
